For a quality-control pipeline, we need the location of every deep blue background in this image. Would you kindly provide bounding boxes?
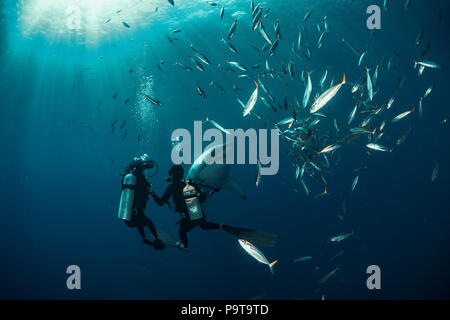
[0,0,449,299]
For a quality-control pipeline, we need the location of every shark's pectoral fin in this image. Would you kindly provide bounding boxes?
[222,176,247,200]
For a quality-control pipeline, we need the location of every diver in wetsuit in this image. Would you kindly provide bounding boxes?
[148,165,221,249]
[148,165,278,250]
[121,156,165,250]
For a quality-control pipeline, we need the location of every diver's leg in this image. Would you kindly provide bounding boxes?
[145,217,159,240]
[145,217,165,250]
[137,226,146,240]
[199,221,221,230]
[179,219,195,248]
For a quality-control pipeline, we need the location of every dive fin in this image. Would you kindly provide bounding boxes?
[221,224,278,247]
[222,176,247,200]
[155,229,189,251]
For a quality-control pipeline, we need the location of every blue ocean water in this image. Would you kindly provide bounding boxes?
[0,0,449,300]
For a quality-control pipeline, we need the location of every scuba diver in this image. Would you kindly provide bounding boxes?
[148,164,278,249]
[118,154,165,250]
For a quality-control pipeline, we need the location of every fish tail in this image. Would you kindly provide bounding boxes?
[342,73,346,84]
[371,128,377,135]
[269,260,278,274]
[254,80,259,87]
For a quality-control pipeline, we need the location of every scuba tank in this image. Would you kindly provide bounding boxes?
[118,173,137,221]
[182,182,204,221]
[118,154,158,221]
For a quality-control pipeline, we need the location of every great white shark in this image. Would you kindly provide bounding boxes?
[186,143,247,200]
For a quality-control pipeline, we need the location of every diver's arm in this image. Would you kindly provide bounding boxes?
[149,184,172,206]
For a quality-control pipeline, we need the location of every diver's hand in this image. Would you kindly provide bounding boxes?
[214,185,220,192]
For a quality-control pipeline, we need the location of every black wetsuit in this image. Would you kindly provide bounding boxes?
[122,172,159,241]
[150,180,220,248]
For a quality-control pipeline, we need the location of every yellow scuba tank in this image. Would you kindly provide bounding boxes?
[182,182,203,221]
[118,173,137,221]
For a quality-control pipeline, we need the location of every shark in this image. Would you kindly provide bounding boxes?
[186,143,247,200]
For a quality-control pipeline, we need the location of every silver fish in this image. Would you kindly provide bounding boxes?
[373,65,379,86]
[392,108,415,123]
[414,60,441,69]
[404,0,411,10]
[243,81,259,117]
[255,159,262,186]
[317,32,325,49]
[221,38,238,53]
[288,60,295,79]
[238,239,278,274]
[431,161,439,182]
[415,24,424,47]
[396,126,412,145]
[304,10,312,22]
[228,18,237,40]
[310,74,346,113]
[348,102,358,126]
[329,231,354,242]
[419,97,423,118]
[258,21,272,45]
[423,83,435,99]
[366,68,373,101]
[334,118,339,132]
[268,39,279,56]
[366,143,390,152]
[293,256,312,263]
[317,268,338,284]
[320,67,328,89]
[387,96,395,109]
[297,27,303,50]
[318,144,341,154]
[358,51,367,66]
[302,71,312,109]
[351,176,359,192]
[205,117,230,135]
[227,61,247,72]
